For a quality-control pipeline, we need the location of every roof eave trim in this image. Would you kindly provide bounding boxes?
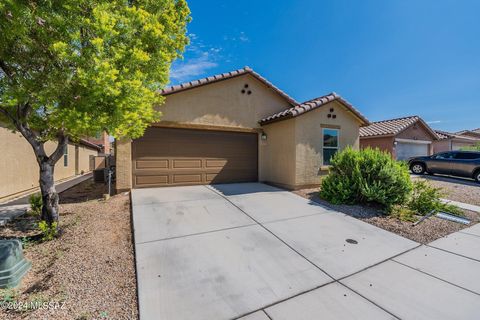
[161,67,298,106]
[359,133,396,139]
[259,96,370,126]
[79,139,102,151]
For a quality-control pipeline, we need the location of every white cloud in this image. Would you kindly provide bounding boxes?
[239,32,249,42]
[170,53,218,83]
[223,31,250,43]
[169,33,224,83]
[426,120,443,124]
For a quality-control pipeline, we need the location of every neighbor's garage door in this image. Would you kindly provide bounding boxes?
[132,127,258,188]
[396,142,429,160]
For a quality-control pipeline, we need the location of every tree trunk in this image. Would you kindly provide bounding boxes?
[1,102,68,226]
[39,161,60,225]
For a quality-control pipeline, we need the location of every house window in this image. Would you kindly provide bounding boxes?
[63,145,68,167]
[323,128,339,165]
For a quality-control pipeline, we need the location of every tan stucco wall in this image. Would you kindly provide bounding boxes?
[157,74,291,129]
[360,136,395,156]
[396,123,434,141]
[295,101,360,188]
[433,139,479,153]
[292,101,361,187]
[0,126,97,201]
[258,119,296,188]
[432,139,451,153]
[77,145,97,174]
[115,74,293,192]
[115,77,364,191]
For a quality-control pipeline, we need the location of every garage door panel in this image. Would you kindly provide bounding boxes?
[172,159,203,169]
[132,128,258,188]
[135,175,169,186]
[396,142,429,160]
[135,160,169,169]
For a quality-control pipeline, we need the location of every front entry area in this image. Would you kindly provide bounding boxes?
[132,127,258,188]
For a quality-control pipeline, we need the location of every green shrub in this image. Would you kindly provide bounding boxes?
[390,205,417,222]
[407,180,463,216]
[38,221,58,241]
[320,147,412,209]
[408,180,443,215]
[29,193,42,216]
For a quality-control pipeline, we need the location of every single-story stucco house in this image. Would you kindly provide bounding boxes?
[115,67,369,192]
[359,116,439,160]
[433,130,480,153]
[0,125,101,202]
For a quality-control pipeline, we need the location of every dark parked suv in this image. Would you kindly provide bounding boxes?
[408,151,480,183]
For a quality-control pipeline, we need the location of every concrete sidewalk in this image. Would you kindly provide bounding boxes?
[0,173,93,224]
[441,198,480,213]
[132,183,480,320]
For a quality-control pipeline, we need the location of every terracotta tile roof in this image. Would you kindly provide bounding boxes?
[434,130,452,140]
[161,66,298,105]
[258,93,370,125]
[456,130,480,139]
[360,116,439,139]
[435,130,480,141]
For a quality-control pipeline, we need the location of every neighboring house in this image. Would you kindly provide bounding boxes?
[433,130,480,153]
[85,131,111,155]
[360,116,439,160]
[455,129,480,141]
[0,125,100,202]
[115,67,369,191]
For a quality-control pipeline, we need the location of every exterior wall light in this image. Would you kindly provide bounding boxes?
[261,132,267,141]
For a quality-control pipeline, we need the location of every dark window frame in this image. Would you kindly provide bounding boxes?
[322,128,339,165]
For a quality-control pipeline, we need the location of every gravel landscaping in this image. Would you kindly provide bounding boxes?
[294,188,480,244]
[412,174,480,206]
[0,180,137,320]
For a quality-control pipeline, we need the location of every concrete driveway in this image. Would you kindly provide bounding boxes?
[132,183,480,320]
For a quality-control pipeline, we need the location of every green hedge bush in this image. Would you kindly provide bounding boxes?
[408,180,463,216]
[320,147,412,209]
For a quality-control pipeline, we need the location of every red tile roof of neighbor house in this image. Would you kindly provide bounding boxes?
[161,66,299,105]
[79,138,102,151]
[455,130,480,139]
[258,93,370,126]
[434,130,479,141]
[359,115,439,139]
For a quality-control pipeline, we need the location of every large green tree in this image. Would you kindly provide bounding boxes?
[0,0,190,226]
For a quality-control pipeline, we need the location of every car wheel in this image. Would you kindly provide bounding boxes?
[475,170,480,183]
[410,163,426,175]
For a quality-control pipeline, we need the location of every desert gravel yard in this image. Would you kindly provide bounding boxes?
[412,174,480,206]
[0,180,138,320]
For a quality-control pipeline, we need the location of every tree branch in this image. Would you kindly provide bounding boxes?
[0,60,14,80]
[4,103,48,162]
[0,106,15,122]
[48,132,69,165]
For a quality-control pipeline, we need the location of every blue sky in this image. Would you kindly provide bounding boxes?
[170,0,480,132]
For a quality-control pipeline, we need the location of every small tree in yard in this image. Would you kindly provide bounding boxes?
[0,1,190,228]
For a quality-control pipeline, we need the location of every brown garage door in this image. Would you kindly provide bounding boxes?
[132,127,258,188]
